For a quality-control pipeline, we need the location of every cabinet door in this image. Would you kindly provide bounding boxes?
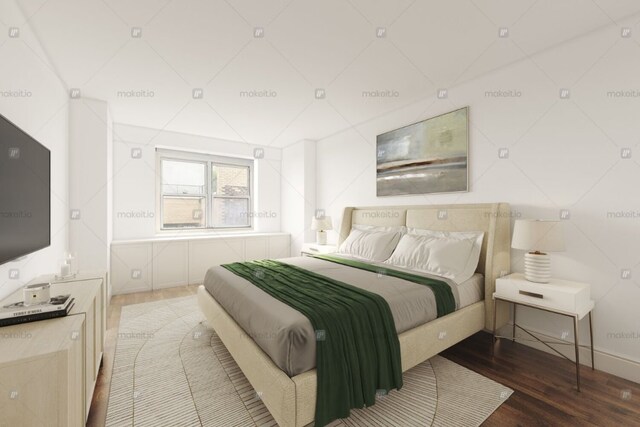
[68,324,86,426]
[95,280,105,372]
[188,239,245,284]
[0,317,85,427]
[85,300,96,417]
[269,235,291,258]
[244,237,268,261]
[110,243,153,294]
[152,241,189,289]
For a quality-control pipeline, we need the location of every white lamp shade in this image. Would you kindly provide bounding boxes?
[311,216,333,231]
[512,219,565,252]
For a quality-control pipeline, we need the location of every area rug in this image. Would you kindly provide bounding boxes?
[105,296,512,427]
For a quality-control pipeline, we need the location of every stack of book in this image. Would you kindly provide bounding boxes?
[0,294,75,327]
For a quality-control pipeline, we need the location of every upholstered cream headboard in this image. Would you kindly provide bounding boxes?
[337,203,511,331]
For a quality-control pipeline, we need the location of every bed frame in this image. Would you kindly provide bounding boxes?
[198,203,511,427]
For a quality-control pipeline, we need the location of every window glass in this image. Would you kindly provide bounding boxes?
[212,165,249,196]
[212,198,250,227]
[162,196,206,229]
[161,160,205,195]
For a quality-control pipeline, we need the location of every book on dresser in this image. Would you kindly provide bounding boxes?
[0,294,75,327]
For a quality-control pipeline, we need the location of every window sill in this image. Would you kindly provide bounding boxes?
[111,231,288,245]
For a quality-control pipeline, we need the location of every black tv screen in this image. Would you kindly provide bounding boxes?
[0,114,51,265]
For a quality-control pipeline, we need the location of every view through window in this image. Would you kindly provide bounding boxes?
[158,150,252,230]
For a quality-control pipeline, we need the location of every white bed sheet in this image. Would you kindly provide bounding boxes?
[457,273,484,308]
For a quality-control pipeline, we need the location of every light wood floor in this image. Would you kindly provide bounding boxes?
[88,286,640,426]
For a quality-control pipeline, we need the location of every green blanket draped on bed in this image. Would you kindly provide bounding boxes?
[221,259,403,426]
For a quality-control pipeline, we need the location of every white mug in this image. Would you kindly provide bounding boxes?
[23,283,51,306]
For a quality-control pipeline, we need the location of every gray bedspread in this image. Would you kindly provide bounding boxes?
[203,256,465,376]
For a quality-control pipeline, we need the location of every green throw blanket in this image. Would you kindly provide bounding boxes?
[221,259,402,426]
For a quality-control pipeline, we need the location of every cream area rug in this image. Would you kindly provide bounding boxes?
[105,296,512,427]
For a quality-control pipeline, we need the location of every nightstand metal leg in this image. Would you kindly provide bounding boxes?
[589,311,595,370]
[574,315,581,392]
[512,303,517,342]
[492,301,498,338]
[491,299,498,355]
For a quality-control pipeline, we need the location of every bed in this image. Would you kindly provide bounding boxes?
[198,203,511,427]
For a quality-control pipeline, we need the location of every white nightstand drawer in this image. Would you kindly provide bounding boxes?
[496,273,590,314]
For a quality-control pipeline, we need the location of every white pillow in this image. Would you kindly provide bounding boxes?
[385,230,484,283]
[337,228,403,262]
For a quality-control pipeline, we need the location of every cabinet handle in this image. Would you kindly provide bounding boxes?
[519,290,543,299]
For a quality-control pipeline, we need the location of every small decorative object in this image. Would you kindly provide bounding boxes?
[60,261,71,277]
[55,252,76,280]
[311,216,333,245]
[376,107,468,196]
[511,219,565,283]
[66,252,77,275]
[23,282,51,306]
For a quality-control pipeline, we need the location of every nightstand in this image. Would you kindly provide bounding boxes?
[300,243,337,257]
[492,273,595,391]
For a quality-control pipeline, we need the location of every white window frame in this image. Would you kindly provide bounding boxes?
[155,148,254,232]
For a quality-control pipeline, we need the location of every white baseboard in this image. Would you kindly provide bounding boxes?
[496,323,640,385]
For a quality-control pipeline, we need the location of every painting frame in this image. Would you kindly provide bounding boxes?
[376,106,469,197]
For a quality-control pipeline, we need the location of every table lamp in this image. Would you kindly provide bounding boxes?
[511,219,565,283]
[311,216,332,245]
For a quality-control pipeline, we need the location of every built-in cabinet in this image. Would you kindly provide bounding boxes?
[0,273,107,426]
[110,243,153,294]
[153,240,189,290]
[0,315,85,426]
[110,233,290,294]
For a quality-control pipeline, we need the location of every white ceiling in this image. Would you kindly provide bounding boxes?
[13,0,640,147]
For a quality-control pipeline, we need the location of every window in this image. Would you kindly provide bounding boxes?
[157,149,253,230]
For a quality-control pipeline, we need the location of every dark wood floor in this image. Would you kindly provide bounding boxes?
[442,334,640,427]
[88,286,640,426]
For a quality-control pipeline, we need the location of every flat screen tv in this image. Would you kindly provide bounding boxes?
[0,114,51,265]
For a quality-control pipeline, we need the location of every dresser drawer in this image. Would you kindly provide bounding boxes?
[496,273,590,313]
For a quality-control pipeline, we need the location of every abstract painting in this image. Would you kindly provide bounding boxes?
[376,107,468,196]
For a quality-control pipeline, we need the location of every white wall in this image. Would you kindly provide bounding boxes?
[69,98,113,271]
[281,140,316,255]
[315,19,640,378]
[0,1,69,300]
[112,124,282,240]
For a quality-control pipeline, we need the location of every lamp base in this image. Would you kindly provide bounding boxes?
[524,252,551,283]
[316,231,327,245]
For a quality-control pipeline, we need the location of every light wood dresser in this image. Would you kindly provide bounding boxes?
[0,272,107,426]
